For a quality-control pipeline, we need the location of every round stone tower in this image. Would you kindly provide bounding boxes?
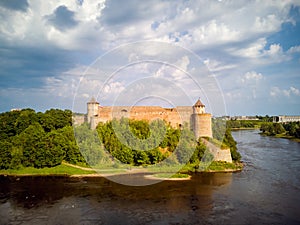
[87,97,99,124]
[192,99,212,139]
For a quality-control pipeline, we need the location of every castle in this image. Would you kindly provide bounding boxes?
[84,97,212,139]
[73,97,232,163]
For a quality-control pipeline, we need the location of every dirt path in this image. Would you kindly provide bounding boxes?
[61,161,95,171]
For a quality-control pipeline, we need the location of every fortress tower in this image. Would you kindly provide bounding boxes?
[75,98,231,162]
[85,97,212,139]
[87,97,99,124]
[192,99,212,139]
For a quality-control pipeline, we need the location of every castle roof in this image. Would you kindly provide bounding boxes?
[194,99,205,107]
[88,97,99,104]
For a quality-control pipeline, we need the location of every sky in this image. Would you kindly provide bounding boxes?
[0,0,300,116]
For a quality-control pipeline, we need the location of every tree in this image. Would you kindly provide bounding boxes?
[0,110,21,139]
[190,139,207,165]
[14,109,38,134]
[16,123,45,167]
[75,123,110,166]
[133,150,150,165]
[273,123,285,135]
[37,130,65,167]
[0,140,12,169]
[59,126,86,165]
[223,129,241,161]
[39,109,72,132]
[147,148,165,164]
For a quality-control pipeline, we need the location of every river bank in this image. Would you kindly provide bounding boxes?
[1,130,299,225]
[260,132,300,142]
[0,160,243,178]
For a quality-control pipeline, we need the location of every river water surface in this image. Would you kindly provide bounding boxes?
[0,130,300,225]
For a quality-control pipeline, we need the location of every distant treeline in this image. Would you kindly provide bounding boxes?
[226,115,273,129]
[260,122,300,138]
[226,116,300,138]
[0,109,241,170]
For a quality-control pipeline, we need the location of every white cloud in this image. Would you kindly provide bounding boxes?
[203,58,236,72]
[231,40,290,64]
[242,71,263,83]
[288,45,300,54]
[253,14,282,33]
[270,86,300,97]
[1,0,297,54]
[232,38,267,58]
[103,81,125,94]
[290,87,300,96]
[1,0,300,115]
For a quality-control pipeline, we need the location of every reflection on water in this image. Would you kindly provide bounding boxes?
[0,173,232,225]
[1,130,300,224]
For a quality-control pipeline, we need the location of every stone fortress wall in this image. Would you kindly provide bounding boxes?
[74,97,232,162]
[87,98,212,138]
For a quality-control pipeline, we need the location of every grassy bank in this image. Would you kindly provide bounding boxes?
[148,161,243,174]
[203,161,243,172]
[153,173,190,179]
[0,164,96,176]
[260,132,300,142]
[0,161,243,177]
[231,127,260,130]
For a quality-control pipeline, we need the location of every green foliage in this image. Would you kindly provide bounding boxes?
[58,126,86,165]
[206,161,242,171]
[0,140,12,169]
[256,115,273,122]
[16,123,46,167]
[223,129,241,161]
[14,109,38,134]
[74,123,110,166]
[226,120,260,129]
[0,108,242,172]
[0,108,83,170]
[97,119,201,166]
[260,122,286,135]
[212,118,241,161]
[38,109,72,132]
[0,164,95,176]
[283,122,300,138]
[0,110,21,139]
[153,173,189,179]
[261,121,300,139]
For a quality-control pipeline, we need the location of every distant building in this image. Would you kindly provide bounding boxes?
[273,115,300,123]
[230,116,259,121]
[10,108,21,112]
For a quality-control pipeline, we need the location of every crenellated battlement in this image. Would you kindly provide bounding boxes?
[73,98,233,163]
[83,98,212,138]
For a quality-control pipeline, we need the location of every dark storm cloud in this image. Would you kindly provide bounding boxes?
[0,43,74,89]
[46,5,79,31]
[0,0,29,12]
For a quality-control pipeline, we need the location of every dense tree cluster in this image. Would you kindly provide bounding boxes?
[0,109,242,170]
[96,118,208,166]
[260,122,300,138]
[226,120,258,129]
[0,109,85,169]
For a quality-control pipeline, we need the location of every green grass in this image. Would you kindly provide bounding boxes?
[202,137,229,149]
[153,173,189,179]
[147,164,183,173]
[0,164,96,176]
[204,161,243,172]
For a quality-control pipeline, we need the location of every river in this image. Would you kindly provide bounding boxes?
[0,130,300,225]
